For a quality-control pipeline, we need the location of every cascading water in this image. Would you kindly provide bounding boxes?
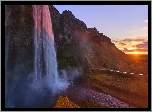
[5,5,70,108]
[32,5,69,92]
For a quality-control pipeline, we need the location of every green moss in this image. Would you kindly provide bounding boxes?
[56,37,83,69]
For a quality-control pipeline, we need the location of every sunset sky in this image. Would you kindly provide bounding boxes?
[54,5,148,54]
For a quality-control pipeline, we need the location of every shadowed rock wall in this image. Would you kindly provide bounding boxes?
[5,5,34,84]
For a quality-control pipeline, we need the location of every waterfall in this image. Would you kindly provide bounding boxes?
[32,5,69,92]
[5,5,69,108]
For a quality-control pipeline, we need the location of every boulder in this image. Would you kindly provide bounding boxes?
[52,95,80,108]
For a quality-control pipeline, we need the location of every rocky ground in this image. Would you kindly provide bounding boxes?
[54,70,148,108]
[60,84,134,108]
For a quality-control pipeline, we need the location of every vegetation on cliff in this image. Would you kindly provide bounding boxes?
[5,5,148,108]
[49,5,146,75]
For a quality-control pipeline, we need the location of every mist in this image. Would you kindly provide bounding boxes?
[5,5,81,108]
[5,66,83,108]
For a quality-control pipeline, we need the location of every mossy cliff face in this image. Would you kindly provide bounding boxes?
[5,5,34,84]
[49,5,134,73]
[49,6,85,70]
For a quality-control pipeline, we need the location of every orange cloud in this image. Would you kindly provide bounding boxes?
[112,36,148,54]
[122,41,148,54]
[136,41,148,50]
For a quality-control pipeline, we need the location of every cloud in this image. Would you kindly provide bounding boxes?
[122,48,147,53]
[136,41,148,49]
[124,48,128,50]
[122,41,148,53]
[144,19,148,23]
[122,49,135,52]
[135,36,148,39]
[131,45,136,47]
[121,38,145,42]
[111,39,119,43]
[135,49,148,52]
[141,27,148,30]
[119,42,127,46]
[112,36,148,52]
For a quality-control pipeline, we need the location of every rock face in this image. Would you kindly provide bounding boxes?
[4,5,147,108]
[5,5,35,108]
[52,95,80,108]
[4,5,147,84]
[50,6,85,70]
[5,5,34,83]
[49,5,136,73]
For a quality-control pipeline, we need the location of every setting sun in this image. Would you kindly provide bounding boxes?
[132,51,140,54]
[125,52,148,54]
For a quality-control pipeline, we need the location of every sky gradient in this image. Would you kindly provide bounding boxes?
[54,5,148,54]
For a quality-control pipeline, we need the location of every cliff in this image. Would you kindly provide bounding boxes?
[4,5,147,108]
[5,5,34,83]
[49,5,137,73]
[5,5,147,85]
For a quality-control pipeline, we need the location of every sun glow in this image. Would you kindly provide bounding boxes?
[125,52,148,54]
[132,51,140,54]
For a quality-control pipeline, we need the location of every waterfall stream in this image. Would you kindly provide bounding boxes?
[32,5,69,92]
[5,5,69,108]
